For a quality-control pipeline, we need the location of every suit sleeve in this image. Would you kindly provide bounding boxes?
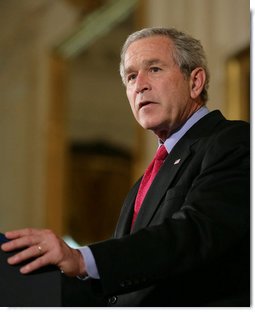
[89,121,250,297]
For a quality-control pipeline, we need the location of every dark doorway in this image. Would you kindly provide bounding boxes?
[65,141,132,244]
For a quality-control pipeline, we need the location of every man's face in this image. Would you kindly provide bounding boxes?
[124,36,201,141]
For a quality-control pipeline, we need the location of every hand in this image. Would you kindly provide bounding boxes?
[1,228,87,277]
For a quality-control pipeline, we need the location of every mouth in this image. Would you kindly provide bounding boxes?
[138,101,156,110]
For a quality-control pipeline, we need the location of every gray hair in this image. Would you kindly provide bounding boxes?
[120,27,210,103]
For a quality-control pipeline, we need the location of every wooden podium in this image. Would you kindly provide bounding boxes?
[0,238,61,307]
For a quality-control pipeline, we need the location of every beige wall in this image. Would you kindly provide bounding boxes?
[0,0,250,232]
[67,19,135,151]
[0,0,79,231]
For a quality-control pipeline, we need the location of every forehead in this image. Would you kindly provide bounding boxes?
[124,36,174,69]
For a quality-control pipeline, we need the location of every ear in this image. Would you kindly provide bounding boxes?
[189,67,206,100]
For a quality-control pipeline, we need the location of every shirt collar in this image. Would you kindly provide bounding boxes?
[160,106,209,153]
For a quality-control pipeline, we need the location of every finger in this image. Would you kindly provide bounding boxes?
[7,244,42,265]
[1,235,39,252]
[5,228,37,239]
[20,254,50,274]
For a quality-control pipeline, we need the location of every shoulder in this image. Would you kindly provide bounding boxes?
[194,110,249,144]
[186,110,250,169]
[201,114,249,169]
[211,113,249,146]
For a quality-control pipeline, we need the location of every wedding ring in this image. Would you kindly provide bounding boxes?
[38,245,43,255]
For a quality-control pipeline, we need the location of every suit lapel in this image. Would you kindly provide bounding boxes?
[132,110,225,232]
[116,110,225,235]
[131,137,195,231]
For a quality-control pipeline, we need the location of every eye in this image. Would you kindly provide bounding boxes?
[150,66,161,73]
[127,73,137,83]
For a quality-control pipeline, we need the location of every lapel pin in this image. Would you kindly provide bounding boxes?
[174,159,181,165]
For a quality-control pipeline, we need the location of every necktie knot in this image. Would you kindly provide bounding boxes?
[155,144,168,161]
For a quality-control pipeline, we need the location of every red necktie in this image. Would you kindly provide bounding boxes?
[132,144,168,227]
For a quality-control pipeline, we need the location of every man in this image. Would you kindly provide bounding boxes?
[1,27,250,307]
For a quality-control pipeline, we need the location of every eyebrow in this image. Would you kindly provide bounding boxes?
[143,58,163,66]
[124,58,164,76]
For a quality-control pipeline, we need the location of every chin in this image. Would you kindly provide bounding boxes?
[142,121,172,140]
[139,118,161,131]
[141,123,157,131]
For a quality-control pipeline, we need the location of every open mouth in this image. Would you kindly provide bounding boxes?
[139,101,155,109]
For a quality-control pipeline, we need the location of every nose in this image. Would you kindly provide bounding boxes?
[135,72,150,94]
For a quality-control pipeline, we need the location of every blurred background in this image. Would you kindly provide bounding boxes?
[0,0,250,246]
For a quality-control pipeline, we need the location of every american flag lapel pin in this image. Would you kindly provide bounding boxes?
[174,158,181,165]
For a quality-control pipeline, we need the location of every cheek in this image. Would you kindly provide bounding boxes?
[162,81,190,107]
[126,89,131,102]
[126,89,136,111]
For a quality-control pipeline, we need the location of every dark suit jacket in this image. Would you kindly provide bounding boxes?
[62,110,250,307]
